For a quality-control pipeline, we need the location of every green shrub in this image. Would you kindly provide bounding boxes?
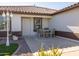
[0,43,18,56]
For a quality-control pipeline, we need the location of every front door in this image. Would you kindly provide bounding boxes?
[22,18,32,36]
[22,17,42,37]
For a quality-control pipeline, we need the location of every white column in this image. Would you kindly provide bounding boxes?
[6,13,10,46]
[2,11,13,46]
[3,17,5,30]
[2,12,6,31]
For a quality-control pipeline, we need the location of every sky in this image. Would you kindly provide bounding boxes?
[0,2,77,10]
[34,2,76,10]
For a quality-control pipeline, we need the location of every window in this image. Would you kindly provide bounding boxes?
[33,17,42,32]
[0,16,7,31]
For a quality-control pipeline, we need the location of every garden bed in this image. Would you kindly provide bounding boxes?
[0,43,18,56]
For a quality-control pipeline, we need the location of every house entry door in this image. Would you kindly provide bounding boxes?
[22,18,32,36]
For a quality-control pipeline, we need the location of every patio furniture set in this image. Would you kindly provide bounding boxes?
[37,28,55,38]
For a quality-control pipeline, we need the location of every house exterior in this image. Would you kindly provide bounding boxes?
[50,2,79,40]
[0,6,56,37]
[1,3,79,40]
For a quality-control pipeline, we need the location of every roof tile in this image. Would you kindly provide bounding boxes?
[0,6,57,15]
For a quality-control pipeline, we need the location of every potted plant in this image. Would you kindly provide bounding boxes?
[12,35,18,40]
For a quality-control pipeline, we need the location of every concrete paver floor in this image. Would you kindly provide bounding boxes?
[24,36,79,56]
[1,36,79,56]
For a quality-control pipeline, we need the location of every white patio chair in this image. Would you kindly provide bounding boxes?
[50,28,55,37]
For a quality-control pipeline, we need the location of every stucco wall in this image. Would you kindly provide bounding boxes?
[42,18,49,29]
[11,14,21,31]
[50,7,79,33]
[22,17,37,36]
[22,17,50,36]
[11,14,50,36]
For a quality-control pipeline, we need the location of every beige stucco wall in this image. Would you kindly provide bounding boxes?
[11,14,50,36]
[50,7,79,33]
[22,17,50,36]
[22,17,37,36]
[11,14,21,31]
[42,18,50,28]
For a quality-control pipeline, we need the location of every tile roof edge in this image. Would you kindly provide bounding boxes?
[0,5,57,11]
[52,2,79,15]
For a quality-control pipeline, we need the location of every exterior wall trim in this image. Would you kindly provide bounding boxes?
[14,14,52,18]
[0,31,22,37]
[55,31,79,40]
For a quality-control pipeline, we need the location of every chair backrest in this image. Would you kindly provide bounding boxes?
[43,28,49,30]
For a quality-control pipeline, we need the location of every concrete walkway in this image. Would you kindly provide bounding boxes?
[1,36,79,56]
[24,36,79,56]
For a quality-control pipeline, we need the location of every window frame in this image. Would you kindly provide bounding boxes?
[33,17,42,32]
[0,16,7,31]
